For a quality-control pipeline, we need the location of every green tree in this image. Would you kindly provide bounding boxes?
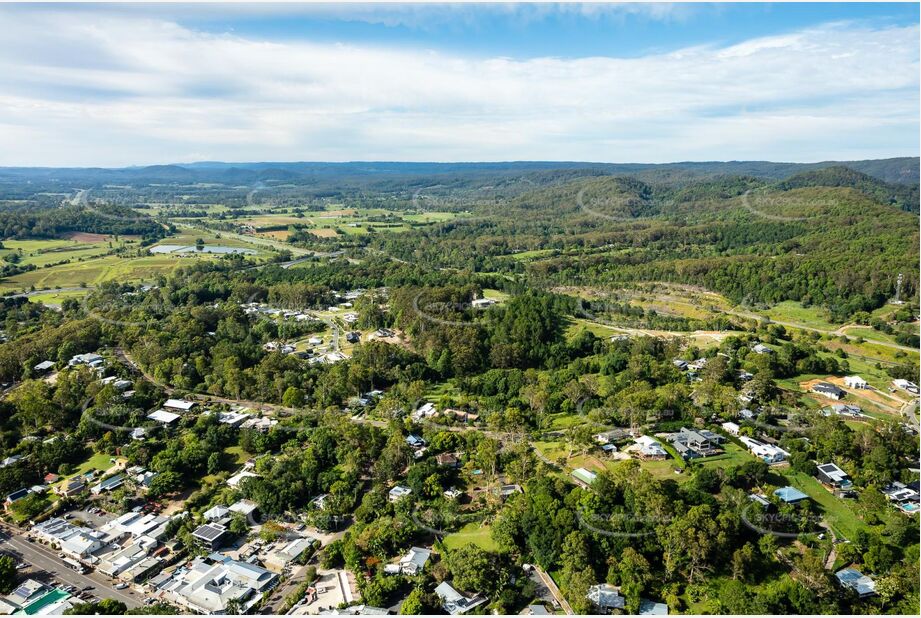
[0,555,17,594]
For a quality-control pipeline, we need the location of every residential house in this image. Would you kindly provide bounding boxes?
[811,382,845,400]
[843,376,868,389]
[835,568,876,598]
[739,436,788,464]
[752,343,773,354]
[471,297,497,309]
[668,427,721,459]
[638,600,669,615]
[571,468,598,487]
[33,360,55,374]
[203,505,230,523]
[892,379,920,394]
[4,488,30,513]
[56,477,86,498]
[91,474,126,496]
[163,399,197,412]
[435,453,460,468]
[264,537,315,572]
[586,584,625,613]
[412,402,437,420]
[774,486,810,505]
[191,523,229,551]
[823,403,864,418]
[816,463,852,489]
[68,353,103,368]
[880,482,920,514]
[634,436,667,460]
[388,486,412,503]
[405,434,426,449]
[227,464,260,489]
[721,421,740,436]
[434,581,486,615]
[594,428,630,445]
[398,546,431,575]
[147,409,181,425]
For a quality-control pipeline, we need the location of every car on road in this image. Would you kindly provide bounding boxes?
[113,583,129,590]
[16,562,27,569]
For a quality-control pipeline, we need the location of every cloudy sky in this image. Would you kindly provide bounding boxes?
[0,2,918,167]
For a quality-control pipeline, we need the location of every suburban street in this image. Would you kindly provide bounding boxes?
[0,525,142,608]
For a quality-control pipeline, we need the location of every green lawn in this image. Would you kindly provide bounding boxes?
[782,470,867,540]
[27,289,91,305]
[696,442,755,470]
[760,301,842,331]
[70,451,121,478]
[442,522,498,551]
[224,445,250,466]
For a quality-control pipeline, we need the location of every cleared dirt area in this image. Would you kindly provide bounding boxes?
[64,231,113,242]
[310,228,339,238]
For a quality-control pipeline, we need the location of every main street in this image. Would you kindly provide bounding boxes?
[0,525,141,608]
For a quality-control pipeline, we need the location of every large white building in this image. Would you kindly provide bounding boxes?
[158,557,278,614]
[739,436,788,464]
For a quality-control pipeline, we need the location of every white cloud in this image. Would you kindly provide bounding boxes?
[0,7,916,166]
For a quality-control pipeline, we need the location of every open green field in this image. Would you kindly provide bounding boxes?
[840,326,904,347]
[27,289,91,305]
[0,236,140,269]
[760,301,842,331]
[0,254,187,292]
[442,521,498,551]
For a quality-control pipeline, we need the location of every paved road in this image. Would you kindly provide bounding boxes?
[0,525,141,608]
[532,565,573,615]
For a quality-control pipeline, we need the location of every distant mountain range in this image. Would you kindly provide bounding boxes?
[0,157,917,185]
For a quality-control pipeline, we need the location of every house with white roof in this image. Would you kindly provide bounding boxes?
[397,546,431,575]
[434,581,486,615]
[388,485,412,503]
[843,376,868,389]
[739,436,788,464]
[163,398,197,412]
[586,583,625,612]
[147,409,181,425]
[165,557,278,614]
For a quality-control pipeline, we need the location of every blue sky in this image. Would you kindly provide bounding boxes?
[0,2,917,166]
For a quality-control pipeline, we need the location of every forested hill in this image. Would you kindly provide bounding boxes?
[369,172,919,320]
[0,156,917,186]
[777,166,919,213]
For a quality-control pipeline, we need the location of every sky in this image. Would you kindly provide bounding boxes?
[0,2,918,167]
